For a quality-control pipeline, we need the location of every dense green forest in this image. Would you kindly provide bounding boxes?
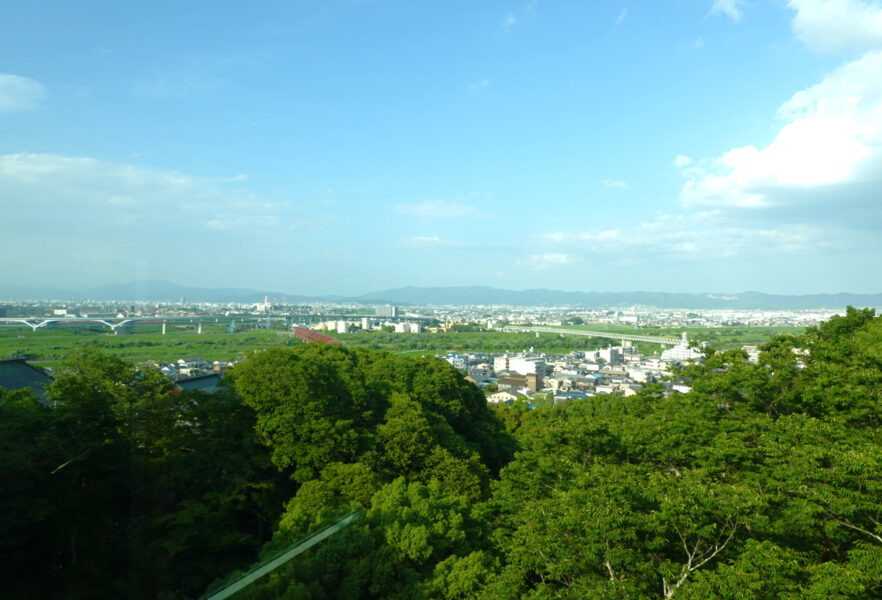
[2,308,880,598]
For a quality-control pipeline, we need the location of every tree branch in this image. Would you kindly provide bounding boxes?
[831,518,882,545]
[604,540,617,582]
[690,523,737,572]
[662,521,738,599]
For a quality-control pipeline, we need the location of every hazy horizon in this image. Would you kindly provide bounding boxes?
[3,278,882,304]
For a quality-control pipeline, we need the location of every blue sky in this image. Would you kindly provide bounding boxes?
[2,0,881,295]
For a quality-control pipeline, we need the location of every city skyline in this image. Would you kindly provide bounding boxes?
[3,279,882,310]
[2,1,881,295]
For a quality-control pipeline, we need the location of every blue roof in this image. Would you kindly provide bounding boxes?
[555,392,589,399]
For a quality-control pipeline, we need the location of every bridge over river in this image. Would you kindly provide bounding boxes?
[0,315,288,333]
[0,313,437,334]
[501,325,684,346]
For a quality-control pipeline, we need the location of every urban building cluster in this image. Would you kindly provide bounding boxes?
[144,357,235,380]
[0,296,842,334]
[311,317,422,334]
[419,305,844,330]
[0,299,834,405]
[440,335,707,406]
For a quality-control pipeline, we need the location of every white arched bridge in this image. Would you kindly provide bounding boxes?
[0,315,285,333]
[2,317,141,332]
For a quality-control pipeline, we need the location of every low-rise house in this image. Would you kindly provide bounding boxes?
[553,391,592,403]
[618,383,643,396]
[487,390,525,404]
[628,369,654,383]
[443,354,468,370]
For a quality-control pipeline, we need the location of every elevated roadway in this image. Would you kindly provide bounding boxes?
[0,315,286,333]
[501,325,683,346]
[1,313,436,334]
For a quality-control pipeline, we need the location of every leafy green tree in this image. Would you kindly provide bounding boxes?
[1,348,288,599]
[144,386,289,599]
[230,346,373,482]
[41,350,134,597]
[761,414,882,599]
[488,390,764,599]
[235,479,494,600]
[799,309,882,427]
[0,387,58,598]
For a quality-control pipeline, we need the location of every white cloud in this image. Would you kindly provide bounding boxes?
[602,179,630,190]
[0,153,285,232]
[789,0,882,53]
[673,155,692,168]
[536,211,837,261]
[411,235,443,245]
[678,0,882,228]
[0,74,46,111]
[500,1,538,32]
[395,199,484,219]
[0,153,328,286]
[710,0,746,21]
[404,235,464,248]
[133,73,221,99]
[205,215,279,230]
[616,8,628,25]
[678,49,882,210]
[525,252,580,270]
[468,79,490,92]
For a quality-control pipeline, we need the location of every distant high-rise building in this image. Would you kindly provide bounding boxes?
[599,347,623,365]
[526,372,543,393]
[375,305,399,317]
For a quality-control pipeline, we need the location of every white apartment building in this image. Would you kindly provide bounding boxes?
[599,347,623,365]
[661,344,703,362]
[509,356,546,376]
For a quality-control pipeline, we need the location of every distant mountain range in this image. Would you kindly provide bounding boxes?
[1,280,881,310]
[0,280,323,304]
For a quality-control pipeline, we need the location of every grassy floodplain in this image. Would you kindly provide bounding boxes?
[0,324,301,364]
[327,325,804,356]
[0,321,805,364]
